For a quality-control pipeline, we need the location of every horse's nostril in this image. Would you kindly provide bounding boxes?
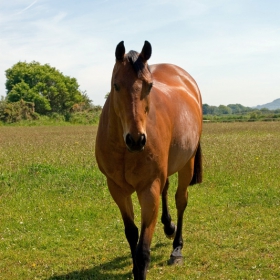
[140,134,146,146]
[125,134,134,147]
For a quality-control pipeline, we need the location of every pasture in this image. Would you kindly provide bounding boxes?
[0,122,279,279]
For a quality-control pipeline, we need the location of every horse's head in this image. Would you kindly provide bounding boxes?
[111,41,153,152]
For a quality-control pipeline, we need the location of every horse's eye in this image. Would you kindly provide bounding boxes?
[148,83,153,93]
[114,83,120,91]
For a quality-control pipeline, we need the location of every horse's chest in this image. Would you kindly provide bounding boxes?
[124,152,160,185]
[105,151,162,189]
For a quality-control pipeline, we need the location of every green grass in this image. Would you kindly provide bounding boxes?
[0,123,279,279]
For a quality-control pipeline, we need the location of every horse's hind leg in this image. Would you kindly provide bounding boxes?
[168,158,194,265]
[161,178,176,239]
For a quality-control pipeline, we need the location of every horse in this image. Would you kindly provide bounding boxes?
[95,41,203,280]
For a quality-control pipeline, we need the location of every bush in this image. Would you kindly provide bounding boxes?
[49,112,65,122]
[0,99,39,123]
[67,110,101,125]
[0,97,103,125]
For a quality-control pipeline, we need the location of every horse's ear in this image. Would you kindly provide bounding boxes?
[140,41,152,61]
[115,41,125,61]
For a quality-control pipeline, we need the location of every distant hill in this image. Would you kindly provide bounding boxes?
[254,98,280,110]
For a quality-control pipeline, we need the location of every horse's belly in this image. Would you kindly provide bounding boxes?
[167,147,191,175]
[167,133,199,175]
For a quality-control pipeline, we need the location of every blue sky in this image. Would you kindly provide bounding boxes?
[1,0,280,107]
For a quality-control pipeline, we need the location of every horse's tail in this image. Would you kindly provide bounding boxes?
[190,141,202,185]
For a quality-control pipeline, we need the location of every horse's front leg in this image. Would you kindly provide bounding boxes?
[135,179,161,280]
[107,178,139,277]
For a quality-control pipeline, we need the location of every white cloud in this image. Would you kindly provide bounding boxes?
[14,0,38,15]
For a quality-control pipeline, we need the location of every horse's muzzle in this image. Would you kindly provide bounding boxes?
[125,133,146,152]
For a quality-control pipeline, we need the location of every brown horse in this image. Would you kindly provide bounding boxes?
[95,41,202,280]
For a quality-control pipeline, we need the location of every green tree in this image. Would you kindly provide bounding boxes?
[202,104,210,115]
[218,105,232,114]
[260,108,270,114]
[5,61,86,114]
[203,104,219,115]
[227,104,253,114]
[227,104,242,114]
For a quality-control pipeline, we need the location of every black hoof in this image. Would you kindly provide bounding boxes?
[164,223,177,240]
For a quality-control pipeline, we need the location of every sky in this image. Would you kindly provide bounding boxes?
[0,0,280,107]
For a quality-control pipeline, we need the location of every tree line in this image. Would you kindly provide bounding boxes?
[203,104,253,115]
[203,103,280,122]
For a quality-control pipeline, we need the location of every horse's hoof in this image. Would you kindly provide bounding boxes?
[167,255,184,266]
[168,246,183,265]
[164,225,177,240]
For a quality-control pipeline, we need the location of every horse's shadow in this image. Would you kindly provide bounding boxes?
[48,242,168,280]
[48,255,132,280]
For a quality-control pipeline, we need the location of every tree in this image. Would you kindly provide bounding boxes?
[227,104,253,114]
[227,104,242,114]
[203,104,219,115]
[5,61,86,114]
[202,104,210,115]
[218,105,232,115]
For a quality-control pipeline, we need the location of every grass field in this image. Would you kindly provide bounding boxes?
[0,122,279,279]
